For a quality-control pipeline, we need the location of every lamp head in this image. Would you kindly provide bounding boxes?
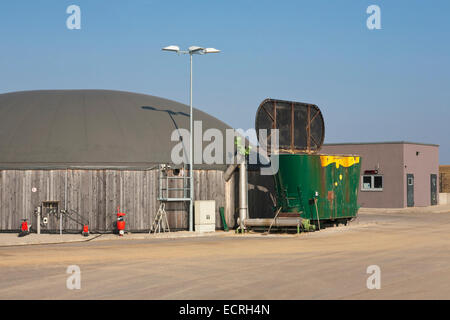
[204,48,221,54]
[162,45,180,53]
[188,46,205,54]
[163,45,221,55]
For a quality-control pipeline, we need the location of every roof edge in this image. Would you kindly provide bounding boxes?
[323,141,439,147]
[0,162,228,171]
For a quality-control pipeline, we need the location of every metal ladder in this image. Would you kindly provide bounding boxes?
[150,203,170,233]
[154,163,192,233]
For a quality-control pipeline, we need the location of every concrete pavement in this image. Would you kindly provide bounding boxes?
[1,205,449,299]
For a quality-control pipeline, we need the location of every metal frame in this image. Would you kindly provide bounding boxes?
[255,98,325,155]
[157,164,191,202]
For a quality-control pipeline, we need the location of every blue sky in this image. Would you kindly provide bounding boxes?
[0,0,449,162]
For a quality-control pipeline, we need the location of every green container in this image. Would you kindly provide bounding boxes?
[274,154,361,221]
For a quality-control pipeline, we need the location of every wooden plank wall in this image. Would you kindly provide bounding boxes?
[0,169,235,232]
[440,165,450,193]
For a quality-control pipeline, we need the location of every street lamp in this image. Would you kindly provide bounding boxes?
[162,45,221,232]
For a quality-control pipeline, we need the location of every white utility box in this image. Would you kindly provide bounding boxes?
[194,200,216,233]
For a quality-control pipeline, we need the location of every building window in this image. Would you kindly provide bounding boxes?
[407,177,414,186]
[362,175,383,191]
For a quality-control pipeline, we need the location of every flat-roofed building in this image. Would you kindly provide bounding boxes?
[321,142,439,208]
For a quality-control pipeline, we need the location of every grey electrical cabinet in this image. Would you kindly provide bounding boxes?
[194,200,216,233]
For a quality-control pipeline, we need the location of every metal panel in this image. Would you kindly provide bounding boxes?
[273,154,361,221]
[255,99,325,154]
[194,200,216,228]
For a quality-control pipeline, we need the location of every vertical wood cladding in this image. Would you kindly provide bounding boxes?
[0,168,280,232]
[0,169,238,232]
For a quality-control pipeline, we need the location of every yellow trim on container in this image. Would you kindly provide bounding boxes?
[320,155,360,168]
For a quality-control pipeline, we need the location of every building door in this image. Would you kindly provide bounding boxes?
[431,174,437,205]
[407,174,414,207]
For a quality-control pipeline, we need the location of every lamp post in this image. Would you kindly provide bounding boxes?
[162,45,221,232]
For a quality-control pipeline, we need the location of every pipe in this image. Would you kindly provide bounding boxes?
[223,163,238,182]
[239,160,248,230]
[65,169,68,210]
[244,218,302,227]
[36,206,41,235]
[314,198,321,230]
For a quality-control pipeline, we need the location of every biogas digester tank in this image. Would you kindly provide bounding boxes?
[256,99,361,222]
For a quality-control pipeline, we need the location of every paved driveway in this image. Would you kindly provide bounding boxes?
[1,207,450,299]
